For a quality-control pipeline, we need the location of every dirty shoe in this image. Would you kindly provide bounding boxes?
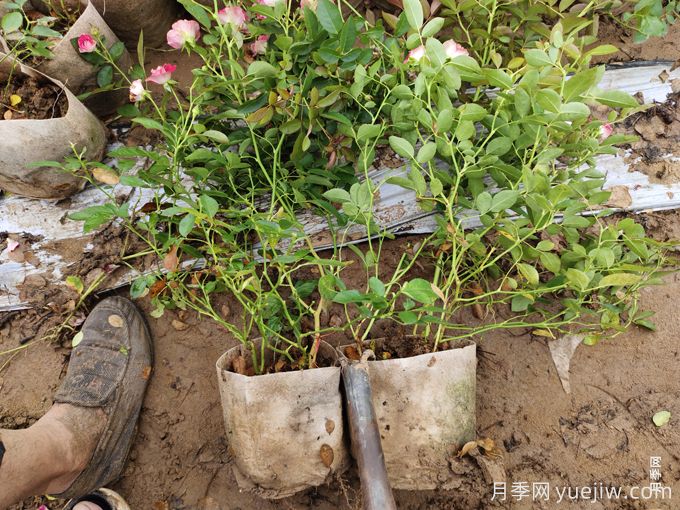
[51,297,152,499]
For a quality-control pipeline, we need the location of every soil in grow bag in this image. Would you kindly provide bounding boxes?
[1,75,68,120]
[228,342,338,376]
[342,332,455,361]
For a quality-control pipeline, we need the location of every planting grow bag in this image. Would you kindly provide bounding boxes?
[215,340,349,499]
[339,338,476,490]
[31,0,177,48]
[37,2,131,117]
[0,57,107,199]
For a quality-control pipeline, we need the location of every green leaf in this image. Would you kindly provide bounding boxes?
[430,177,443,196]
[524,49,553,67]
[333,289,365,304]
[323,188,351,203]
[1,11,22,33]
[199,195,219,218]
[559,102,591,120]
[202,130,229,143]
[535,89,561,113]
[133,117,164,132]
[66,275,84,294]
[514,87,531,116]
[356,123,382,141]
[490,190,519,212]
[652,410,671,427]
[566,268,591,291]
[563,66,602,101]
[389,136,414,159]
[96,65,113,87]
[402,0,423,30]
[368,276,385,297]
[599,273,642,287]
[247,61,278,78]
[402,278,437,304]
[635,318,656,331]
[517,263,539,286]
[511,294,533,312]
[178,214,195,237]
[109,41,125,61]
[416,142,437,164]
[486,136,512,156]
[591,89,640,108]
[398,310,419,324]
[421,17,444,37]
[475,191,492,214]
[459,103,487,121]
[177,0,211,28]
[316,0,343,34]
[540,252,561,274]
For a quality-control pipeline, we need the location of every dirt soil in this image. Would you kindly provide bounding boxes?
[1,223,679,510]
[0,75,68,121]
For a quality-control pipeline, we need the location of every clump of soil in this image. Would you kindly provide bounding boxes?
[1,75,68,120]
[228,340,337,376]
[343,334,458,361]
[623,91,680,184]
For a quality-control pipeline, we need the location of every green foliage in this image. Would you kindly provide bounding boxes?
[61,0,671,366]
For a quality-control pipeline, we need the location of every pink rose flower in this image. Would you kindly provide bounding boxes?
[166,19,201,49]
[404,44,425,63]
[600,123,613,140]
[443,40,468,59]
[217,6,247,28]
[250,35,269,55]
[77,34,96,53]
[37,506,49,510]
[146,64,177,85]
[129,79,146,102]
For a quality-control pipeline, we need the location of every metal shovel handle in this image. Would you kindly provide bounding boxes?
[342,353,397,510]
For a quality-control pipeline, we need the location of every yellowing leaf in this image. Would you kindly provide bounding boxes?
[653,410,671,427]
[9,94,21,106]
[532,329,555,339]
[93,167,120,185]
[65,275,84,294]
[72,331,84,348]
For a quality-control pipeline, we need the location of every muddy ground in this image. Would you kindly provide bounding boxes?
[1,224,680,510]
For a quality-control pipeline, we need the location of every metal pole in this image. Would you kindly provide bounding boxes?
[342,356,397,510]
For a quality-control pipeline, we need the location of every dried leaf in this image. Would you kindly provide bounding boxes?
[472,302,484,320]
[92,167,120,185]
[142,365,152,380]
[108,314,125,328]
[163,245,179,271]
[4,110,12,120]
[274,359,286,372]
[149,279,167,298]
[152,502,169,510]
[457,440,479,458]
[6,239,19,252]
[325,418,335,435]
[171,319,189,331]
[319,444,334,468]
[548,334,583,394]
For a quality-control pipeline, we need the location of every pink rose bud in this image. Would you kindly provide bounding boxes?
[600,123,613,140]
[37,506,49,510]
[443,40,469,59]
[250,35,269,55]
[129,79,146,102]
[217,6,247,28]
[146,64,177,85]
[166,19,201,49]
[404,44,426,63]
[77,34,96,53]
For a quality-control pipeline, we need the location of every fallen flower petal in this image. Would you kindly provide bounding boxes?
[166,19,201,49]
[6,239,20,252]
[77,33,96,53]
[146,64,177,85]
